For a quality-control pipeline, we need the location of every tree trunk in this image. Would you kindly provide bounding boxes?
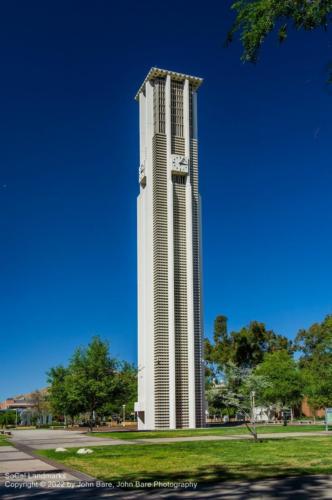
[89,412,94,432]
[245,421,258,441]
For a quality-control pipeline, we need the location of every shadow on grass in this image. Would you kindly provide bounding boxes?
[95,463,332,484]
[1,473,331,499]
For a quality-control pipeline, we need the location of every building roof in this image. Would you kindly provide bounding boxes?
[135,67,203,100]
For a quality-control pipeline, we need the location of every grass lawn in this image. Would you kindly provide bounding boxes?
[38,437,332,483]
[89,424,326,440]
[0,435,10,446]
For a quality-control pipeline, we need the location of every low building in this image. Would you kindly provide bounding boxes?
[0,395,35,411]
[0,389,52,425]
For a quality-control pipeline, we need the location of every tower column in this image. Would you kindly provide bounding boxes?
[166,74,176,429]
[136,68,204,430]
[144,80,155,430]
[184,78,196,428]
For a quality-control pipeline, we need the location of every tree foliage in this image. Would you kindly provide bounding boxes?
[207,363,271,439]
[254,350,303,409]
[295,314,332,411]
[227,0,332,63]
[30,389,50,425]
[205,315,292,374]
[206,312,332,420]
[0,411,17,427]
[67,337,120,428]
[47,336,137,429]
[47,366,84,424]
[295,314,332,364]
[101,361,137,417]
[301,358,332,411]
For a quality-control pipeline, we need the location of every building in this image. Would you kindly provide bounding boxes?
[0,389,52,425]
[0,395,34,411]
[135,68,205,430]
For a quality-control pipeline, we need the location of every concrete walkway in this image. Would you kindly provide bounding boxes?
[9,428,332,450]
[0,444,92,489]
[0,430,119,489]
[10,429,134,450]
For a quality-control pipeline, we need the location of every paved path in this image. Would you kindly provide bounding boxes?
[0,429,134,494]
[0,430,120,490]
[7,428,332,450]
[10,429,133,450]
[0,444,92,490]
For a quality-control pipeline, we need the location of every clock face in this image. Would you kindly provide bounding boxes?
[139,162,146,186]
[171,155,189,175]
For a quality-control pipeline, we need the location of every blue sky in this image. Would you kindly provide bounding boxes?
[0,1,331,400]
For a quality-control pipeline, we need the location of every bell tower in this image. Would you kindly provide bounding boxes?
[135,68,205,430]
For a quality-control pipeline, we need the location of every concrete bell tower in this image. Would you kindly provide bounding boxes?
[135,68,205,430]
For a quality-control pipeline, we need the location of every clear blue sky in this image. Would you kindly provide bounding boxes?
[1,1,331,400]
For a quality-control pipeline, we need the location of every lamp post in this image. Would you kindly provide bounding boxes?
[122,404,126,427]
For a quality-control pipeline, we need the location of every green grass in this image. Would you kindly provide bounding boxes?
[38,437,332,483]
[0,435,10,446]
[89,424,326,440]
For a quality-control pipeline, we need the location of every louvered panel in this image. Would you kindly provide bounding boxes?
[173,178,189,428]
[153,133,170,429]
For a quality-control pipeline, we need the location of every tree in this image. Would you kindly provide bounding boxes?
[209,363,271,440]
[295,314,332,414]
[205,315,292,374]
[47,336,137,430]
[101,361,137,420]
[301,358,332,416]
[47,366,83,425]
[206,385,230,419]
[204,315,230,383]
[64,336,122,431]
[295,314,332,364]
[227,0,332,64]
[30,390,50,426]
[0,410,17,428]
[254,350,303,416]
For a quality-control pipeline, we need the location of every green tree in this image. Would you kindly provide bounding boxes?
[255,350,303,415]
[47,336,137,430]
[211,363,271,440]
[227,0,332,64]
[0,410,17,428]
[302,358,332,416]
[295,314,332,364]
[295,314,332,414]
[66,336,122,431]
[101,361,137,420]
[47,366,84,425]
[205,315,292,373]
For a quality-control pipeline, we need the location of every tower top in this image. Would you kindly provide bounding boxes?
[135,67,203,101]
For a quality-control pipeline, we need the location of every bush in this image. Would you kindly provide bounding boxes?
[0,411,17,427]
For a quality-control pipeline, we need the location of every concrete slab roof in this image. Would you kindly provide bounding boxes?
[135,67,203,100]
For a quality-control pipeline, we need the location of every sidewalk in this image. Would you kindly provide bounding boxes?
[10,429,133,450]
[9,428,331,450]
[0,444,90,487]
